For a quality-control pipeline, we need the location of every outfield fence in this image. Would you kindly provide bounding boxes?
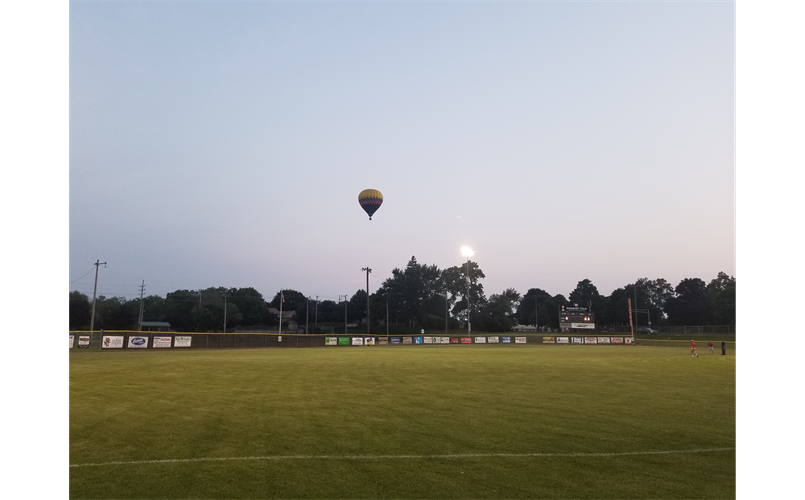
[68,331,735,352]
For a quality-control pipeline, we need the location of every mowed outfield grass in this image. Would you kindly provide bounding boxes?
[70,345,735,499]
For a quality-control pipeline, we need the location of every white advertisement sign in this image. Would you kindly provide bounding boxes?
[69,335,75,348]
[352,337,364,345]
[598,337,611,344]
[127,335,149,348]
[571,337,583,344]
[174,336,192,348]
[365,337,375,346]
[571,323,596,329]
[557,337,570,344]
[439,337,449,344]
[325,337,338,346]
[625,337,634,344]
[78,336,91,348]
[474,337,486,343]
[153,337,172,348]
[102,336,124,349]
[584,337,598,344]
[423,337,433,344]
[487,336,500,343]
[515,337,527,344]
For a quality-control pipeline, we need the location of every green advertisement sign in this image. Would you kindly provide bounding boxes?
[338,337,350,346]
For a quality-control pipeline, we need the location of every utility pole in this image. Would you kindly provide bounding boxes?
[362,267,372,335]
[89,260,107,333]
[306,297,309,334]
[138,280,145,331]
[386,296,389,336]
[315,295,318,334]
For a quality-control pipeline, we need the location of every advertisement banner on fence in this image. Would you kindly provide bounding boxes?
[423,337,433,344]
[450,337,459,344]
[501,336,512,343]
[365,337,375,346]
[325,337,338,346]
[474,337,486,343]
[338,337,350,346]
[102,336,124,349]
[127,335,149,348]
[611,337,624,344]
[572,337,584,344]
[439,337,449,344]
[487,336,500,343]
[391,337,401,345]
[78,336,91,348]
[598,337,611,344]
[153,337,172,348]
[174,336,192,347]
[557,337,569,344]
[378,337,389,345]
[543,337,555,343]
[515,337,527,344]
[352,337,364,346]
[584,337,598,344]
[625,337,634,344]
[414,337,423,344]
[69,335,74,348]
[461,337,472,344]
[402,337,413,344]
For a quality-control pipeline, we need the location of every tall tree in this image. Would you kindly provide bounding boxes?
[707,272,736,325]
[69,291,91,329]
[478,288,521,331]
[665,278,708,325]
[515,288,552,328]
[443,260,487,324]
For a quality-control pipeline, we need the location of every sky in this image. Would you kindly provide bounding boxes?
[68,0,735,303]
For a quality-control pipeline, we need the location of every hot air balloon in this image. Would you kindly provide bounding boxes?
[358,189,383,220]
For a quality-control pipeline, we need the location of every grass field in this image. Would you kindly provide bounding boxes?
[70,345,735,499]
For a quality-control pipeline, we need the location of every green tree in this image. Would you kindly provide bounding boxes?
[707,272,736,325]
[665,278,709,325]
[69,291,91,329]
[443,260,486,325]
[376,256,445,328]
[515,288,552,328]
[478,288,521,331]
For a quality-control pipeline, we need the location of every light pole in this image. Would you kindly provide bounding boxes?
[89,260,107,333]
[362,267,372,335]
[340,295,348,334]
[461,247,474,335]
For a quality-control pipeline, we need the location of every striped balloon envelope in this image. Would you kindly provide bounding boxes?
[358,189,383,220]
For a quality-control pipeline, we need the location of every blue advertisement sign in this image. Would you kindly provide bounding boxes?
[414,337,423,344]
[391,337,401,345]
[501,336,513,343]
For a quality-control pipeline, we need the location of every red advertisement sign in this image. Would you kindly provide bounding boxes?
[450,337,460,344]
[460,337,472,344]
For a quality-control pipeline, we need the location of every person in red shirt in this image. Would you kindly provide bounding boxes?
[708,340,714,355]
[690,340,699,358]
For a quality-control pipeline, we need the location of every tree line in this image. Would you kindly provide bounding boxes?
[69,256,735,332]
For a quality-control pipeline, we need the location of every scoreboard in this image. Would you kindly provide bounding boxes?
[559,305,595,330]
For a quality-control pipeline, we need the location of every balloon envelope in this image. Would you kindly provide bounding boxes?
[358,189,383,220]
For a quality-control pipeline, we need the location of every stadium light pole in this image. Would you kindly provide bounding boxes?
[461,247,474,335]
